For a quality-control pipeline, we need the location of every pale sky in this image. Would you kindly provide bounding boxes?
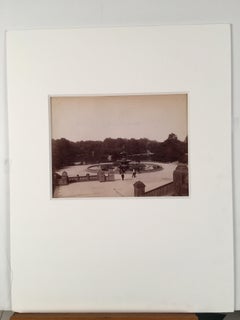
[51,94,187,142]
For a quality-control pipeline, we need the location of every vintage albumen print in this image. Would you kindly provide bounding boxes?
[51,94,188,198]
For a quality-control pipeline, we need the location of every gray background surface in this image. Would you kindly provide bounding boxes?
[0,0,239,311]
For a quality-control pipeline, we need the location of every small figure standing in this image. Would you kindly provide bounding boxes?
[119,168,125,181]
[132,168,136,178]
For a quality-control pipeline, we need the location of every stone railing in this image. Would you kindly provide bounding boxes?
[144,182,174,197]
[68,174,98,183]
[133,180,174,197]
[133,164,189,197]
[54,169,115,186]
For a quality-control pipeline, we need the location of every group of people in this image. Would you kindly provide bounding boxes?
[119,168,137,181]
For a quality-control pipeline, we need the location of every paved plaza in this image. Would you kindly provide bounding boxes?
[54,162,177,198]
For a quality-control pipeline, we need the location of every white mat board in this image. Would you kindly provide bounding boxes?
[7,25,233,312]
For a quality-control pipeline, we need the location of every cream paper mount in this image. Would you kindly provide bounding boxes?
[7,25,233,312]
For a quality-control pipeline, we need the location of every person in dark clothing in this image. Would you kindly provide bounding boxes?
[132,168,136,178]
[119,167,125,180]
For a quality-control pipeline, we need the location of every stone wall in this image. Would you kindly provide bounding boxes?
[133,164,189,197]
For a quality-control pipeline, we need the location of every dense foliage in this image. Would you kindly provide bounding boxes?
[52,134,188,170]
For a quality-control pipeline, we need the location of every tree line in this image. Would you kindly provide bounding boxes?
[52,134,188,170]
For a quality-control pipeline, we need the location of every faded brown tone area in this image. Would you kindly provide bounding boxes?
[51,94,187,142]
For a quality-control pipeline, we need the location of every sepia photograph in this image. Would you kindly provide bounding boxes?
[51,94,188,198]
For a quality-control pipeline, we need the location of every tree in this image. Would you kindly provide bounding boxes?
[167,133,178,141]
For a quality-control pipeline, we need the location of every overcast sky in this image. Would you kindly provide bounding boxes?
[51,94,187,142]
